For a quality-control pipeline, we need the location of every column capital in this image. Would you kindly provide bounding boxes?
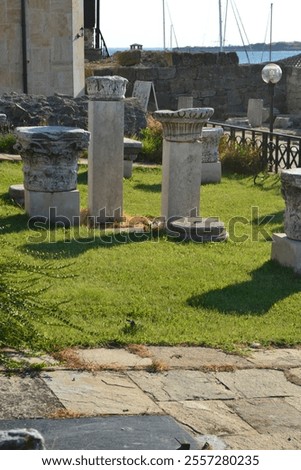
[15,126,90,192]
[86,76,128,101]
[154,108,214,142]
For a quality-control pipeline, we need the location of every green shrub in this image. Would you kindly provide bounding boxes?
[219,136,266,176]
[138,117,163,164]
[0,133,18,154]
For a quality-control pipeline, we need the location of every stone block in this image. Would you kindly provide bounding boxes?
[201,162,222,184]
[247,99,263,127]
[271,233,301,274]
[25,189,80,226]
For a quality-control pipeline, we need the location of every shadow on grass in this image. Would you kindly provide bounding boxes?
[77,169,88,185]
[133,183,161,193]
[0,213,29,234]
[22,230,162,259]
[188,260,301,315]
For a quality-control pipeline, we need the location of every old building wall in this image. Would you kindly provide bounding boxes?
[0,0,85,97]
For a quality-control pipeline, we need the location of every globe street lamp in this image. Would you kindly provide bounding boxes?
[261,63,282,134]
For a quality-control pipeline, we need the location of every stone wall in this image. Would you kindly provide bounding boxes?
[0,0,85,97]
[92,51,290,119]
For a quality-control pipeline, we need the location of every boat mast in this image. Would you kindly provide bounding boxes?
[219,0,223,52]
[269,3,273,61]
[163,0,166,50]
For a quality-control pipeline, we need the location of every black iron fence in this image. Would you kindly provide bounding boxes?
[207,121,301,173]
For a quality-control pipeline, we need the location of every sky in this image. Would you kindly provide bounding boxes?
[99,0,301,49]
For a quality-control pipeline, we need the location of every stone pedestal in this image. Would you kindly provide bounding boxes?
[15,126,90,225]
[200,127,223,184]
[123,137,142,178]
[154,108,214,221]
[86,76,128,223]
[271,169,301,273]
[247,99,263,127]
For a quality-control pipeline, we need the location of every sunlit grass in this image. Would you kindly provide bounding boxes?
[0,161,300,352]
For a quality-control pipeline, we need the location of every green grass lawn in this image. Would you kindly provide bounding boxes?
[1,160,301,353]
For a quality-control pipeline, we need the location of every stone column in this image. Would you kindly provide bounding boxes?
[154,108,214,220]
[271,168,301,274]
[86,76,128,224]
[15,126,90,225]
[247,99,263,128]
[200,127,224,184]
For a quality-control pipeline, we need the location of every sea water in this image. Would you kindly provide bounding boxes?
[108,47,300,64]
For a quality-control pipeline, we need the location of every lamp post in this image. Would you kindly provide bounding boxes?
[261,63,282,134]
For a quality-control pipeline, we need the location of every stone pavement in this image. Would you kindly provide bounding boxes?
[0,346,301,450]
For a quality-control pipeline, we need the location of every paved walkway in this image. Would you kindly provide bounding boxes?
[1,346,301,449]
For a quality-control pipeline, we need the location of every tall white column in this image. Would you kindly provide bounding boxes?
[86,76,128,224]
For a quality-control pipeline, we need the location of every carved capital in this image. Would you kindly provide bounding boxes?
[15,126,90,192]
[154,108,214,142]
[86,76,128,101]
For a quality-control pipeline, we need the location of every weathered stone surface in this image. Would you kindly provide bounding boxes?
[86,76,128,101]
[215,369,301,398]
[247,348,301,369]
[146,346,252,370]
[41,371,160,416]
[73,348,152,369]
[226,397,301,433]
[285,368,301,387]
[0,93,147,136]
[281,168,301,240]
[159,400,254,436]
[128,370,236,401]
[0,428,45,449]
[15,126,90,192]
[201,127,224,163]
[0,374,63,419]
[224,431,301,450]
[271,233,301,274]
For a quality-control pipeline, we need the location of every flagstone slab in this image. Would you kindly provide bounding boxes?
[158,400,255,436]
[146,346,251,370]
[41,370,160,416]
[128,370,236,401]
[215,369,301,398]
[247,348,301,369]
[224,431,301,450]
[73,348,152,369]
[226,397,301,433]
[285,367,301,386]
[0,374,63,419]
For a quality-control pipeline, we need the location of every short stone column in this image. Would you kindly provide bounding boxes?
[15,126,90,225]
[86,76,128,223]
[271,168,301,274]
[123,137,142,178]
[154,108,214,221]
[200,127,223,184]
[247,99,263,127]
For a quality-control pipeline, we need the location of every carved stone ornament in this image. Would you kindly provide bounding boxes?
[86,76,128,101]
[154,108,214,142]
[15,126,90,192]
[200,127,224,163]
[281,168,301,240]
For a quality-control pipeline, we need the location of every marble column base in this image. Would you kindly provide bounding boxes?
[201,162,222,184]
[25,189,80,226]
[271,233,301,274]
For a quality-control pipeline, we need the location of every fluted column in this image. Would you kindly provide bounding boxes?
[86,76,128,224]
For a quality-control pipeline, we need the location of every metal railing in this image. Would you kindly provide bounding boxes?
[207,121,301,173]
